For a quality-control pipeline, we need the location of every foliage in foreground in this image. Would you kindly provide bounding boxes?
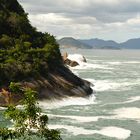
[0,82,62,140]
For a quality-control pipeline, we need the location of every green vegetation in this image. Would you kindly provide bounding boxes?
[0,0,62,87]
[0,0,63,138]
[0,82,62,140]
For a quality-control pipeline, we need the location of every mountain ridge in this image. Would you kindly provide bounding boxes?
[58,37,93,49]
[58,37,140,49]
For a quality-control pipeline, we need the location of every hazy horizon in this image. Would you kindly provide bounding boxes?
[18,0,140,43]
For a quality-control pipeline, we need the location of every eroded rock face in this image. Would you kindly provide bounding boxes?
[0,65,93,106]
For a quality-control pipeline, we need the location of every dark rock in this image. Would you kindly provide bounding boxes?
[0,66,93,106]
[83,56,87,62]
[64,58,79,67]
[69,61,79,67]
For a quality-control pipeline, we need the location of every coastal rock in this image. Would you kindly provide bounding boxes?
[64,59,79,67]
[69,61,79,67]
[62,52,79,67]
[62,53,87,67]
[82,56,87,62]
[67,54,87,63]
[0,66,93,106]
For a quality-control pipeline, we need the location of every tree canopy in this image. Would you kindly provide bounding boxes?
[0,0,62,87]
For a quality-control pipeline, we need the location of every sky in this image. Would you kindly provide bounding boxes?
[18,0,140,42]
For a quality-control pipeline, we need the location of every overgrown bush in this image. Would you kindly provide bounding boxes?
[0,82,62,140]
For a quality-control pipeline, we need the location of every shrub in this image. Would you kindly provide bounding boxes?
[0,82,62,140]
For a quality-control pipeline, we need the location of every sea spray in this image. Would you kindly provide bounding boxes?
[38,94,96,109]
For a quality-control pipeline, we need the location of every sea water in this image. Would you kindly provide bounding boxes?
[1,49,140,140]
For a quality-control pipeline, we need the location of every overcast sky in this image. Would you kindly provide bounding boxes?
[18,0,140,42]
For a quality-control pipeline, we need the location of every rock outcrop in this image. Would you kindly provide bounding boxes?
[62,52,79,67]
[62,52,87,67]
[0,65,93,106]
[64,59,79,67]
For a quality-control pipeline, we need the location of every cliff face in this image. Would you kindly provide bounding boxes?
[25,66,93,99]
[0,65,93,106]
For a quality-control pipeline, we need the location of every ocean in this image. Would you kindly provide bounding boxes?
[47,49,140,140]
[1,49,140,140]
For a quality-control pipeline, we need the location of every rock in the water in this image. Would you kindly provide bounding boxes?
[67,54,87,63]
[63,53,89,67]
[64,58,79,67]
[82,56,87,62]
[69,61,79,67]
[62,52,68,61]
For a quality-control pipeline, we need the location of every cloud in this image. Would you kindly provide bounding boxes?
[18,0,140,42]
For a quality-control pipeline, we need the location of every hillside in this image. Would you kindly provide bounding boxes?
[0,0,93,105]
[58,37,140,49]
[58,37,93,49]
[120,38,140,49]
[79,38,119,48]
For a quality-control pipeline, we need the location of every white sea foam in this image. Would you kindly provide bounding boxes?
[70,62,112,70]
[124,61,140,64]
[86,78,140,92]
[48,114,99,122]
[96,126,131,139]
[67,54,86,64]
[86,79,124,92]
[67,54,113,70]
[124,96,140,103]
[48,125,131,139]
[39,94,96,109]
[105,61,140,65]
[101,96,140,107]
[106,62,122,65]
[113,107,140,120]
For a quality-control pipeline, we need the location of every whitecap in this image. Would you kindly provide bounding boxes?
[67,54,86,64]
[124,96,140,104]
[86,78,140,92]
[97,126,131,139]
[48,125,131,139]
[39,94,96,109]
[67,54,113,70]
[101,96,140,107]
[113,107,140,120]
[48,114,99,122]
[124,61,140,64]
[106,62,122,65]
[71,63,113,70]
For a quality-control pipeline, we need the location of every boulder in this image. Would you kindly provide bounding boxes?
[64,58,79,67]
[69,61,79,67]
[67,54,87,63]
[82,56,87,62]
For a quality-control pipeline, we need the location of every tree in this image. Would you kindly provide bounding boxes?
[0,82,62,140]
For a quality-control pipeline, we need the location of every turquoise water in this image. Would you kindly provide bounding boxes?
[1,49,140,140]
[47,49,140,140]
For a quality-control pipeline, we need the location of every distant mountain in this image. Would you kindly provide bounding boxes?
[120,38,140,49]
[57,37,93,49]
[58,37,140,49]
[79,38,119,48]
